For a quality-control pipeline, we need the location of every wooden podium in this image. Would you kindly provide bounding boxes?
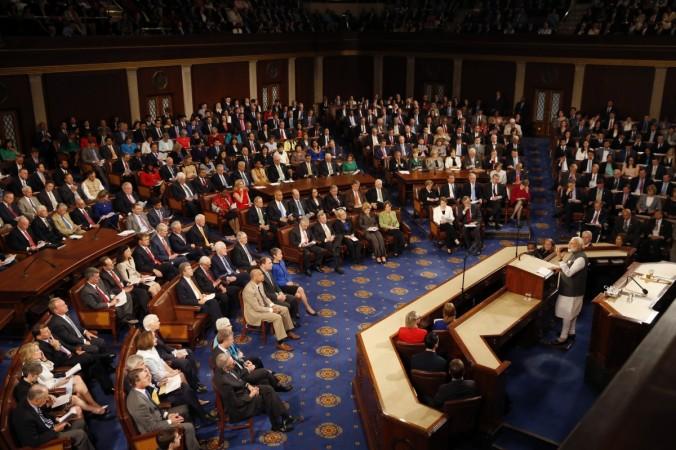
[505,254,559,300]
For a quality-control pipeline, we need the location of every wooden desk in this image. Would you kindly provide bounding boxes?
[394,169,489,205]
[0,229,136,327]
[250,173,375,200]
[354,247,526,450]
[586,261,676,388]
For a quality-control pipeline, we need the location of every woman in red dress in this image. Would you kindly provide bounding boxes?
[232,179,252,210]
[397,310,427,344]
[509,179,530,226]
[138,163,164,195]
[211,190,240,235]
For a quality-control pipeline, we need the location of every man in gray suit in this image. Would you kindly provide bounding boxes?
[80,267,137,327]
[126,202,154,235]
[126,367,200,450]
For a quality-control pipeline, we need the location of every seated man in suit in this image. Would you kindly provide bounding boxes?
[259,256,300,323]
[191,167,215,195]
[170,172,201,217]
[318,152,340,177]
[267,153,292,183]
[30,205,64,245]
[6,216,42,252]
[267,189,295,227]
[366,178,391,210]
[584,200,607,242]
[242,268,299,351]
[640,210,672,261]
[114,182,140,215]
[231,231,262,271]
[432,359,479,408]
[0,191,21,224]
[12,384,95,450]
[52,203,85,237]
[247,195,277,250]
[211,163,232,191]
[81,266,137,327]
[17,186,44,221]
[613,208,641,247]
[296,153,317,178]
[176,262,223,327]
[193,256,239,319]
[290,217,326,276]
[151,223,189,268]
[311,212,344,274]
[410,332,448,373]
[168,220,206,261]
[126,368,200,450]
[344,179,366,212]
[186,214,221,251]
[483,173,506,229]
[127,202,155,235]
[147,197,173,229]
[213,352,299,433]
[37,181,62,212]
[559,181,584,231]
[211,241,250,286]
[322,184,345,215]
[70,197,99,230]
[100,256,149,318]
[133,233,179,281]
[47,297,114,365]
[287,188,308,219]
[460,196,482,255]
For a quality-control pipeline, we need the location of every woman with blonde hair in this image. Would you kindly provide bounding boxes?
[397,310,427,343]
[18,342,108,415]
[433,302,457,330]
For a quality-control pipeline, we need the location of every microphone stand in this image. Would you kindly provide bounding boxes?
[627,274,649,295]
[22,255,55,277]
[515,221,522,259]
[460,252,470,307]
[92,224,103,241]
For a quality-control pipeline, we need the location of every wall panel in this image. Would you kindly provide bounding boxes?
[257,59,288,105]
[43,70,129,131]
[323,56,373,100]
[192,62,249,111]
[0,75,35,152]
[461,60,516,111]
[661,68,676,120]
[295,57,315,106]
[382,56,407,98]
[581,65,653,118]
[414,58,453,99]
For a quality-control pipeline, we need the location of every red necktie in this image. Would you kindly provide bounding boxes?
[465,209,471,222]
[108,270,123,289]
[5,204,16,218]
[95,285,110,303]
[22,229,36,247]
[144,247,159,264]
[204,268,215,283]
[161,237,172,256]
[82,209,94,225]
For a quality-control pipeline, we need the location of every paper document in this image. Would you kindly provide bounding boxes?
[536,267,554,278]
[204,293,216,301]
[0,254,16,266]
[51,393,72,408]
[159,374,181,395]
[69,234,83,240]
[65,363,81,378]
[117,229,136,236]
[113,292,127,307]
[348,235,359,242]
[57,407,78,423]
[398,170,410,174]
[142,275,156,282]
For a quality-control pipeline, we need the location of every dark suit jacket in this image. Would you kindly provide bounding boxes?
[366,187,391,206]
[133,245,161,273]
[168,232,191,254]
[410,350,448,373]
[230,243,259,270]
[186,224,218,247]
[318,160,339,177]
[147,207,172,228]
[57,185,77,206]
[100,267,128,294]
[48,314,88,351]
[11,399,59,448]
[191,177,214,194]
[113,192,139,214]
[30,217,62,244]
[389,159,409,172]
[193,266,218,294]
[323,194,343,213]
[28,172,46,192]
[267,164,290,183]
[433,379,479,406]
[6,227,36,251]
[37,190,62,212]
[176,277,201,306]
[266,201,290,224]
[247,206,270,227]
[211,172,232,190]
[484,183,507,204]
[332,218,356,237]
[212,369,260,422]
[211,254,238,278]
[295,161,317,178]
[0,202,20,223]
[159,165,178,181]
[462,183,485,201]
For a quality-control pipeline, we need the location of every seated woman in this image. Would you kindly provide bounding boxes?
[432,197,459,254]
[489,162,507,185]
[444,148,462,169]
[397,311,427,344]
[378,201,406,257]
[359,202,387,264]
[536,238,556,259]
[419,179,440,208]
[621,156,639,178]
[18,342,108,416]
[270,247,316,316]
[211,190,240,235]
[341,153,359,174]
[304,188,323,218]
[251,160,270,185]
[92,190,121,229]
[425,147,444,170]
[409,148,425,170]
[509,179,531,226]
[181,155,197,180]
[432,302,456,331]
[116,246,161,297]
[139,163,164,195]
[135,331,193,390]
[308,141,325,161]
[332,208,363,262]
[232,179,252,210]
[637,184,662,215]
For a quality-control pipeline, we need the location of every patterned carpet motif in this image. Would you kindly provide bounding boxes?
[0,138,595,449]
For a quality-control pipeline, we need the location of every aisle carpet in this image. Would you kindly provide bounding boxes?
[0,138,600,449]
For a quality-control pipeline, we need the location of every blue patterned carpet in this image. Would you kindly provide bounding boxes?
[0,138,599,449]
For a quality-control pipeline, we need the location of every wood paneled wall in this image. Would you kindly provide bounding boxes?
[191,62,249,111]
[137,66,184,118]
[43,70,130,130]
[461,60,516,107]
[0,75,35,151]
[661,68,676,120]
[414,58,453,99]
[382,56,407,98]
[524,63,575,120]
[257,59,288,105]
[581,65,654,118]
[323,56,373,100]
[295,57,315,105]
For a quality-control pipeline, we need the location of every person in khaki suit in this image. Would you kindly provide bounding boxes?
[52,203,86,237]
[241,268,300,351]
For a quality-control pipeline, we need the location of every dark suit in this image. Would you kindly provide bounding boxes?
[432,379,479,407]
[194,265,238,318]
[613,217,641,247]
[70,206,96,229]
[641,218,672,260]
[186,224,220,249]
[176,276,222,325]
[30,217,63,244]
[132,245,178,279]
[11,399,94,450]
[322,194,344,214]
[311,222,341,269]
[28,172,47,192]
[289,225,325,270]
[48,313,110,358]
[100,267,149,317]
[6,227,37,252]
[365,187,391,209]
[262,270,299,318]
[191,176,215,195]
[80,281,134,323]
[483,183,506,225]
[460,203,482,251]
[318,160,339,177]
[36,338,113,392]
[37,190,62,212]
[410,350,448,373]
[211,172,232,190]
[462,183,484,203]
[0,202,21,223]
[159,164,178,181]
[267,164,291,183]
[295,161,317,178]
[230,243,260,270]
[170,183,201,217]
[113,192,139,214]
[147,207,172,228]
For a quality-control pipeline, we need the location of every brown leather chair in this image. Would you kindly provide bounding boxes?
[238,208,262,250]
[413,184,434,219]
[276,225,303,269]
[410,369,447,402]
[69,278,118,342]
[212,380,255,445]
[443,395,482,434]
[148,277,208,346]
[200,193,224,233]
[380,209,411,252]
[394,340,425,370]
